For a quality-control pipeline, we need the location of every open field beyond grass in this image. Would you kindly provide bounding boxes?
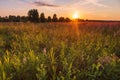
[0,22,120,80]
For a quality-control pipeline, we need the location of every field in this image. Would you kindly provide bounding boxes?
[0,22,120,80]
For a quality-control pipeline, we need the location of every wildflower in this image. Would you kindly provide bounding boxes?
[43,48,46,55]
[23,57,27,64]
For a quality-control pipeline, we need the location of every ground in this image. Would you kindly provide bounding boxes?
[0,22,120,80]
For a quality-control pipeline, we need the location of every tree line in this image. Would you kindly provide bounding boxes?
[0,9,71,22]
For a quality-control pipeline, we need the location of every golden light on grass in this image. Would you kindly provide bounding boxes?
[71,11,80,37]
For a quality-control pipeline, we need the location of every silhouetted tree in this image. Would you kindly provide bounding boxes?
[0,15,27,22]
[28,9,39,22]
[0,17,4,22]
[8,15,22,22]
[40,13,46,22]
[4,16,9,22]
[16,16,21,22]
[9,15,16,22]
[78,19,85,22]
[47,16,52,22]
[65,17,71,22]
[0,11,73,23]
[21,16,28,22]
[0,16,1,22]
[59,17,65,22]
[52,14,58,22]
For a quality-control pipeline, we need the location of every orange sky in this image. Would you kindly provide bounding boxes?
[0,0,120,20]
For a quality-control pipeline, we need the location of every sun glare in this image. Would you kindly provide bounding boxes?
[72,12,79,19]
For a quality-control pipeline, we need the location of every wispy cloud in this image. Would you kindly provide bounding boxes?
[8,0,109,8]
[18,0,59,7]
[33,1,59,7]
[82,0,109,7]
[14,0,58,7]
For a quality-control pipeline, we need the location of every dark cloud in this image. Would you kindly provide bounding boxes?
[34,1,59,7]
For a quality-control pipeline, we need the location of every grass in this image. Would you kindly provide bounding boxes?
[0,22,120,80]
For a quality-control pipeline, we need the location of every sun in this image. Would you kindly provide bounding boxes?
[72,12,79,19]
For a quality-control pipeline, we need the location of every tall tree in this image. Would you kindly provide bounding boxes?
[52,14,58,22]
[40,13,46,22]
[28,9,39,22]
[47,16,52,22]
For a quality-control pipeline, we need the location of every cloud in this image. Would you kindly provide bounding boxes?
[83,0,109,7]
[16,0,59,7]
[9,0,109,8]
[70,0,109,8]
[33,1,59,7]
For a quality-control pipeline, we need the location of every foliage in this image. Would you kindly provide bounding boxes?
[40,13,46,23]
[0,9,71,23]
[52,14,58,22]
[0,22,120,80]
[28,9,39,22]
[47,16,52,22]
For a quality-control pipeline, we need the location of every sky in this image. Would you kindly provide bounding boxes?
[0,0,120,20]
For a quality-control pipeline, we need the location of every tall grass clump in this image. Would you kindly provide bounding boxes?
[0,22,120,80]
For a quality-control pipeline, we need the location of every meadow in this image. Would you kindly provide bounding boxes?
[0,22,120,80]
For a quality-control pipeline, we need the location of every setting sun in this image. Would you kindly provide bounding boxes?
[72,12,79,19]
